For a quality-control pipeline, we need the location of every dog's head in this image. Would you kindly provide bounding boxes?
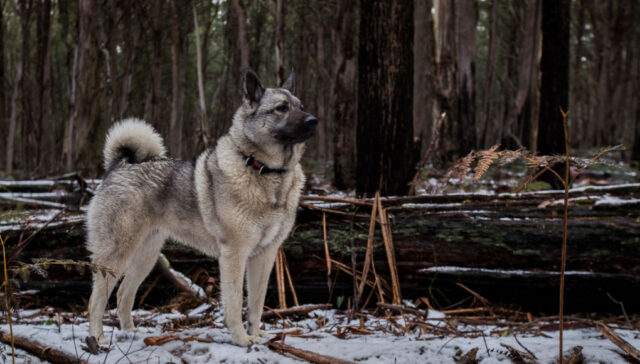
[240,68,318,146]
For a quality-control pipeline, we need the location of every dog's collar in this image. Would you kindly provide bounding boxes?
[241,153,287,175]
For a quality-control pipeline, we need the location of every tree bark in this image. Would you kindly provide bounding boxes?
[332,0,357,190]
[274,0,285,85]
[193,4,209,148]
[413,0,433,156]
[356,0,414,196]
[144,1,165,131]
[504,0,541,151]
[432,0,477,165]
[315,2,327,161]
[479,0,498,148]
[538,0,569,156]
[169,0,188,156]
[36,0,53,172]
[70,0,102,173]
[233,0,250,69]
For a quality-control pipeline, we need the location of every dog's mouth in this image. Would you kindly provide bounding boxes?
[273,122,317,145]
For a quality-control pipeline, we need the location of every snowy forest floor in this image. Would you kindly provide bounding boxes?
[1,302,639,363]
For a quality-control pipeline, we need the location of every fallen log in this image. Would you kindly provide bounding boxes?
[0,329,88,364]
[2,183,639,314]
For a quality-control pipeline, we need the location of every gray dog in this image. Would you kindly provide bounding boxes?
[86,69,317,346]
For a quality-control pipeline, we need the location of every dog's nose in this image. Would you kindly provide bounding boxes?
[304,116,318,128]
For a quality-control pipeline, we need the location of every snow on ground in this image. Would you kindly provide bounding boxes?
[1,304,638,363]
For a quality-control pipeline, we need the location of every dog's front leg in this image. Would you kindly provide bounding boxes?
[246,242,280,339]
[219,247,253,346]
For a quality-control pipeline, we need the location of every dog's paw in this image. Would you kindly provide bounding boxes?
[247,334,263,344]
[248,328,269,338]
[232,333,253,347]
[97,335,110,346]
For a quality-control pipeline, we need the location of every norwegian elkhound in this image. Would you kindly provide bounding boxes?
[86,69,317,346]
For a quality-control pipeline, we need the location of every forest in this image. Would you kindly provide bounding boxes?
[0,0,640,363]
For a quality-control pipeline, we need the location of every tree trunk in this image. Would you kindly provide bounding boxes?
[169,0,188,156]
[479,0,498,149]
[315,2,327,162]
[504,0,541,151]
[332,0,357,190]
[356,0,414,196]
[36,0,53,172]
[233,0,250,69]
[71,0,101,173]
[193,3,208,148]
[413,0,433,156]
[144,1,165,131]
[0,1,6,165]
[538,0,569,156]
[274,0,285,85]
[432,0,477,165]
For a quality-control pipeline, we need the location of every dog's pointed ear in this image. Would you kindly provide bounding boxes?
[280,69,295,93]
[243,68,265,104]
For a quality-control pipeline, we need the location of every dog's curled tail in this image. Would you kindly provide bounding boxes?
[103,118,167,169]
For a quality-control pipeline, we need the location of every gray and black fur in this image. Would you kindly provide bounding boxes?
[86,69,317,346]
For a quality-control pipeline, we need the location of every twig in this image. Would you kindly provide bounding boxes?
[355,191,379,309]
[267,341,354,364]
[281,252,299,307]
[595,322,640,362]
[606,292,631,327]
[261,304,332,320]
[377,197,402,304]
[1,235,15,364]
[7,210,64,266]
[0,330,89,364]
[299,201,369,218]
[558,108,570,364]
[377,303,428,318]
[322,213,332,293]
[456,283,491,307]
[275,248,287,309]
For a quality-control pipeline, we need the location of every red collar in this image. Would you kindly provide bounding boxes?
[242,154,287,175]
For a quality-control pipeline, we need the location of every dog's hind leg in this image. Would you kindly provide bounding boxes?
[246,242,280,339]
[116,231,165,332]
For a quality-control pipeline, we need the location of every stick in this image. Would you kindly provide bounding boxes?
[261,304,332,320]
[377,303,428,318]
[7,210,64,266]
[1,235,15,363]
[156,254,205,299]
[456,282,491,306]
[355,191,379,308]
[281,251,299,306]
[267,341,354,364]
[0,330,88,364]
[322,213,332,292]
[275,248,287,309]
[377,197,402,304]
[596,322,640,361]
[559,108,570,364]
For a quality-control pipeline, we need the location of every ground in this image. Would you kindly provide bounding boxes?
[0,303,637,363]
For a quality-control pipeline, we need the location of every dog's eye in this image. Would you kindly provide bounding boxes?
[276,104,289,112]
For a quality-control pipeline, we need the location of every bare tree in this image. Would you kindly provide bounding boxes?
[233,0,250,69]
[275,0,285,85]
[479,0,498,148]
[432,0,477,164]
[504,0,541,150]
[332,0,357,189]
[193,2,208,148]
[169,0,189,156]
[357,0,414,196]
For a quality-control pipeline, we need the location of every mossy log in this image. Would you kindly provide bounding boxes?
[1,183,639,313]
